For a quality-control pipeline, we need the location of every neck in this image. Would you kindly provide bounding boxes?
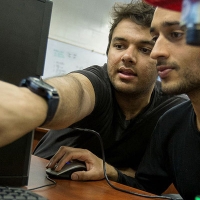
[115,91,153,120]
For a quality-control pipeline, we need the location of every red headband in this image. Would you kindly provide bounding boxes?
[144,0,182,11]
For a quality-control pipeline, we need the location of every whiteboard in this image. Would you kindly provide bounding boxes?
[43,38,107,78]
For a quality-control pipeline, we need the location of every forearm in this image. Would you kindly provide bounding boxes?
[105,163,140,186]
[0,72,94,147]
[118,167,136,178]
[114,168,143,189]
[105,163,119,182]
[43,73,95,129]
[0,82,47,147]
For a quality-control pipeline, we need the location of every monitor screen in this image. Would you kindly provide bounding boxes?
[0,0,53,85]
[0,0,53,187]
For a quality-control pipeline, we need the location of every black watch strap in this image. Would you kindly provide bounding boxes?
[20,77,59,126]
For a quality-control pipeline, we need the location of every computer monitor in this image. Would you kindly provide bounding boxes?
[0,0,53,186]
[0,132,34,186]
[0,0,53,85]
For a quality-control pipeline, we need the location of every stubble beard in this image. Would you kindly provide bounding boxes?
[161,73,200,95]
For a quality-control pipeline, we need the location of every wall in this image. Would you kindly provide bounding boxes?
[43,0,131,78]
[43,39,107,78]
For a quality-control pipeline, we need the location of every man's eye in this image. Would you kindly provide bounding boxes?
[140,47,152,55]
[171,32,184,38]
[114,44,124,49]
[151,36,158,42]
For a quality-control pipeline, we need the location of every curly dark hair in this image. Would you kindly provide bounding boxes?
[106,0,155,55]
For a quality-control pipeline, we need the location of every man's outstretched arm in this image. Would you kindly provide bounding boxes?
[0,73,95,147]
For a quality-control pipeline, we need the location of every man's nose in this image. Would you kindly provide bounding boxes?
[150,37,170,60]
[121,47,136,64]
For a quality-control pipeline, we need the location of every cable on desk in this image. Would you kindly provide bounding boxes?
[74,128,173,200]
[28,175,56,191]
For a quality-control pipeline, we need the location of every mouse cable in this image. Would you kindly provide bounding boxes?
[74,128,173,200]
[28,175,56,191]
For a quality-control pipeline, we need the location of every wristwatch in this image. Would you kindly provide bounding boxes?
[20,77,59,126]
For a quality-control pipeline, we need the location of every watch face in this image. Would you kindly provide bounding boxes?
[31,77,56,91]
[21,77,59,125]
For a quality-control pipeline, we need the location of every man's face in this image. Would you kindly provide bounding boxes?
[150,7,200,95]
[107,18,157,96]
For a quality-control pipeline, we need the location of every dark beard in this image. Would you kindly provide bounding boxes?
[161,78,200,95]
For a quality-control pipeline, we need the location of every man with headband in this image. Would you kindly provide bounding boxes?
[47,1,200,199]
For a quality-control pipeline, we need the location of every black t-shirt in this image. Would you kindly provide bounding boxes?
[33,64,188,170]
[117,101,199,200]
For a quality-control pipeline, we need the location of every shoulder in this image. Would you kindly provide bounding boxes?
[159,100,192,122]
[74,64,108,78]
[153,101,192,145]
[71,63,110,89]
[73,64,114,107]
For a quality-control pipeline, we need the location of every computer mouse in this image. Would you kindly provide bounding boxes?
[46,160,87,179]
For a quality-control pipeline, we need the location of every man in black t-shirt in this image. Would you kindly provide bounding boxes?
[35,1,187,178]
[34,64,187,174]
[44,3,200,200]
[0,0,187,184]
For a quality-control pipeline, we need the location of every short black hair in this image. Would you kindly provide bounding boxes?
[106,0,155,55]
